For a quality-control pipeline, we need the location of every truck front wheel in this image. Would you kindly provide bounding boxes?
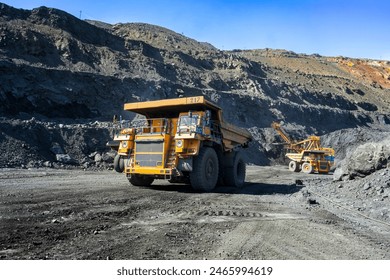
[114,154,125,173]
[301,162,313,174]
[190,147,219,192]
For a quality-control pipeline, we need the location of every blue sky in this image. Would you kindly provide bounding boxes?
[3,0,390,60]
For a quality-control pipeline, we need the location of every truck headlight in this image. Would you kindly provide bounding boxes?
[121,141,128,148]
[176,139,183,148]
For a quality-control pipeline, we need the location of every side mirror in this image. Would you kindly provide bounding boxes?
[205,110,211,125]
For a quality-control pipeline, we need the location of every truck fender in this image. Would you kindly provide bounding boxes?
[177,158,193,172]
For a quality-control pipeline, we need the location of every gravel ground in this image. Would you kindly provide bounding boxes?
[1,166,389,260]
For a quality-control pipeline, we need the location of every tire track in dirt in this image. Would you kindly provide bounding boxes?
[210,218,390,259]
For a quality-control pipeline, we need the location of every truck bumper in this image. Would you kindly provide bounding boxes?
[124,167,172,176]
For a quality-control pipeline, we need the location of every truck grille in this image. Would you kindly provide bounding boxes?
[319,161,328,170]
[135,140,164,167]
[136,154,163,167]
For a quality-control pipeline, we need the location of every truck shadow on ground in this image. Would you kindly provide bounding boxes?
[233,182,304,195]
[145,181,304,196]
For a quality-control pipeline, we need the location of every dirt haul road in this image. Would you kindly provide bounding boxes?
[1,166,390,260]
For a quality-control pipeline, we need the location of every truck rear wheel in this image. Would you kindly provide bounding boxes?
[302,162,313,174]
[224,152,246,188]
[128,175,154,186]
[288,161,300,172]
[190,147,219,192]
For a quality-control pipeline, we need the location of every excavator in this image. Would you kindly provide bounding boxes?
[271,122,335,174]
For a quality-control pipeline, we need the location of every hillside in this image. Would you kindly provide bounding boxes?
[1,3,390,168]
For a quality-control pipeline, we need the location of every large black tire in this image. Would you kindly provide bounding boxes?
[190,147,219,192]
[128,175,154,186]
[114,154,125,173]
[224,152,246,188]
[288,161,300,172]
[301,162,313,174]
[216,149,225,186]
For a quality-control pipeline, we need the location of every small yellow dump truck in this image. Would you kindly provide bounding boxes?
[271,122,335,174]
[108,96,252,191]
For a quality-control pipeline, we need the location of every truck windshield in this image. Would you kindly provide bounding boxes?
[179,115,198,129]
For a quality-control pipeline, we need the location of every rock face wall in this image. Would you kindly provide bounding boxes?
[1,3,390,168]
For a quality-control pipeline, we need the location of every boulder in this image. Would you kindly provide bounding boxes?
[43,161,52,167]
[94,153,102,163]
[50,143,64,155]
[349,142,390,177]
[89,151,98,159]
[102,151,115,163]
[334,138,390,180]
[333,167,348,181]
[56,154,74,164]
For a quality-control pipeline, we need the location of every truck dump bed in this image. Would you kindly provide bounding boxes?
[220,121,252,150]
[124,96,220,118]
[124,96,252,150]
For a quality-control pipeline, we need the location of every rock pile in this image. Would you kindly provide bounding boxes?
[0,118,116,169]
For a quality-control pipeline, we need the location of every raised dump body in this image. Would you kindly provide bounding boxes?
[109,96,252,191]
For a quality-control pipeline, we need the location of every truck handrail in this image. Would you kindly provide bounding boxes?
[118,118,169,135]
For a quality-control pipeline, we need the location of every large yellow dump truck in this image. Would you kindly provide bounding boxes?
[108,96,252,191]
